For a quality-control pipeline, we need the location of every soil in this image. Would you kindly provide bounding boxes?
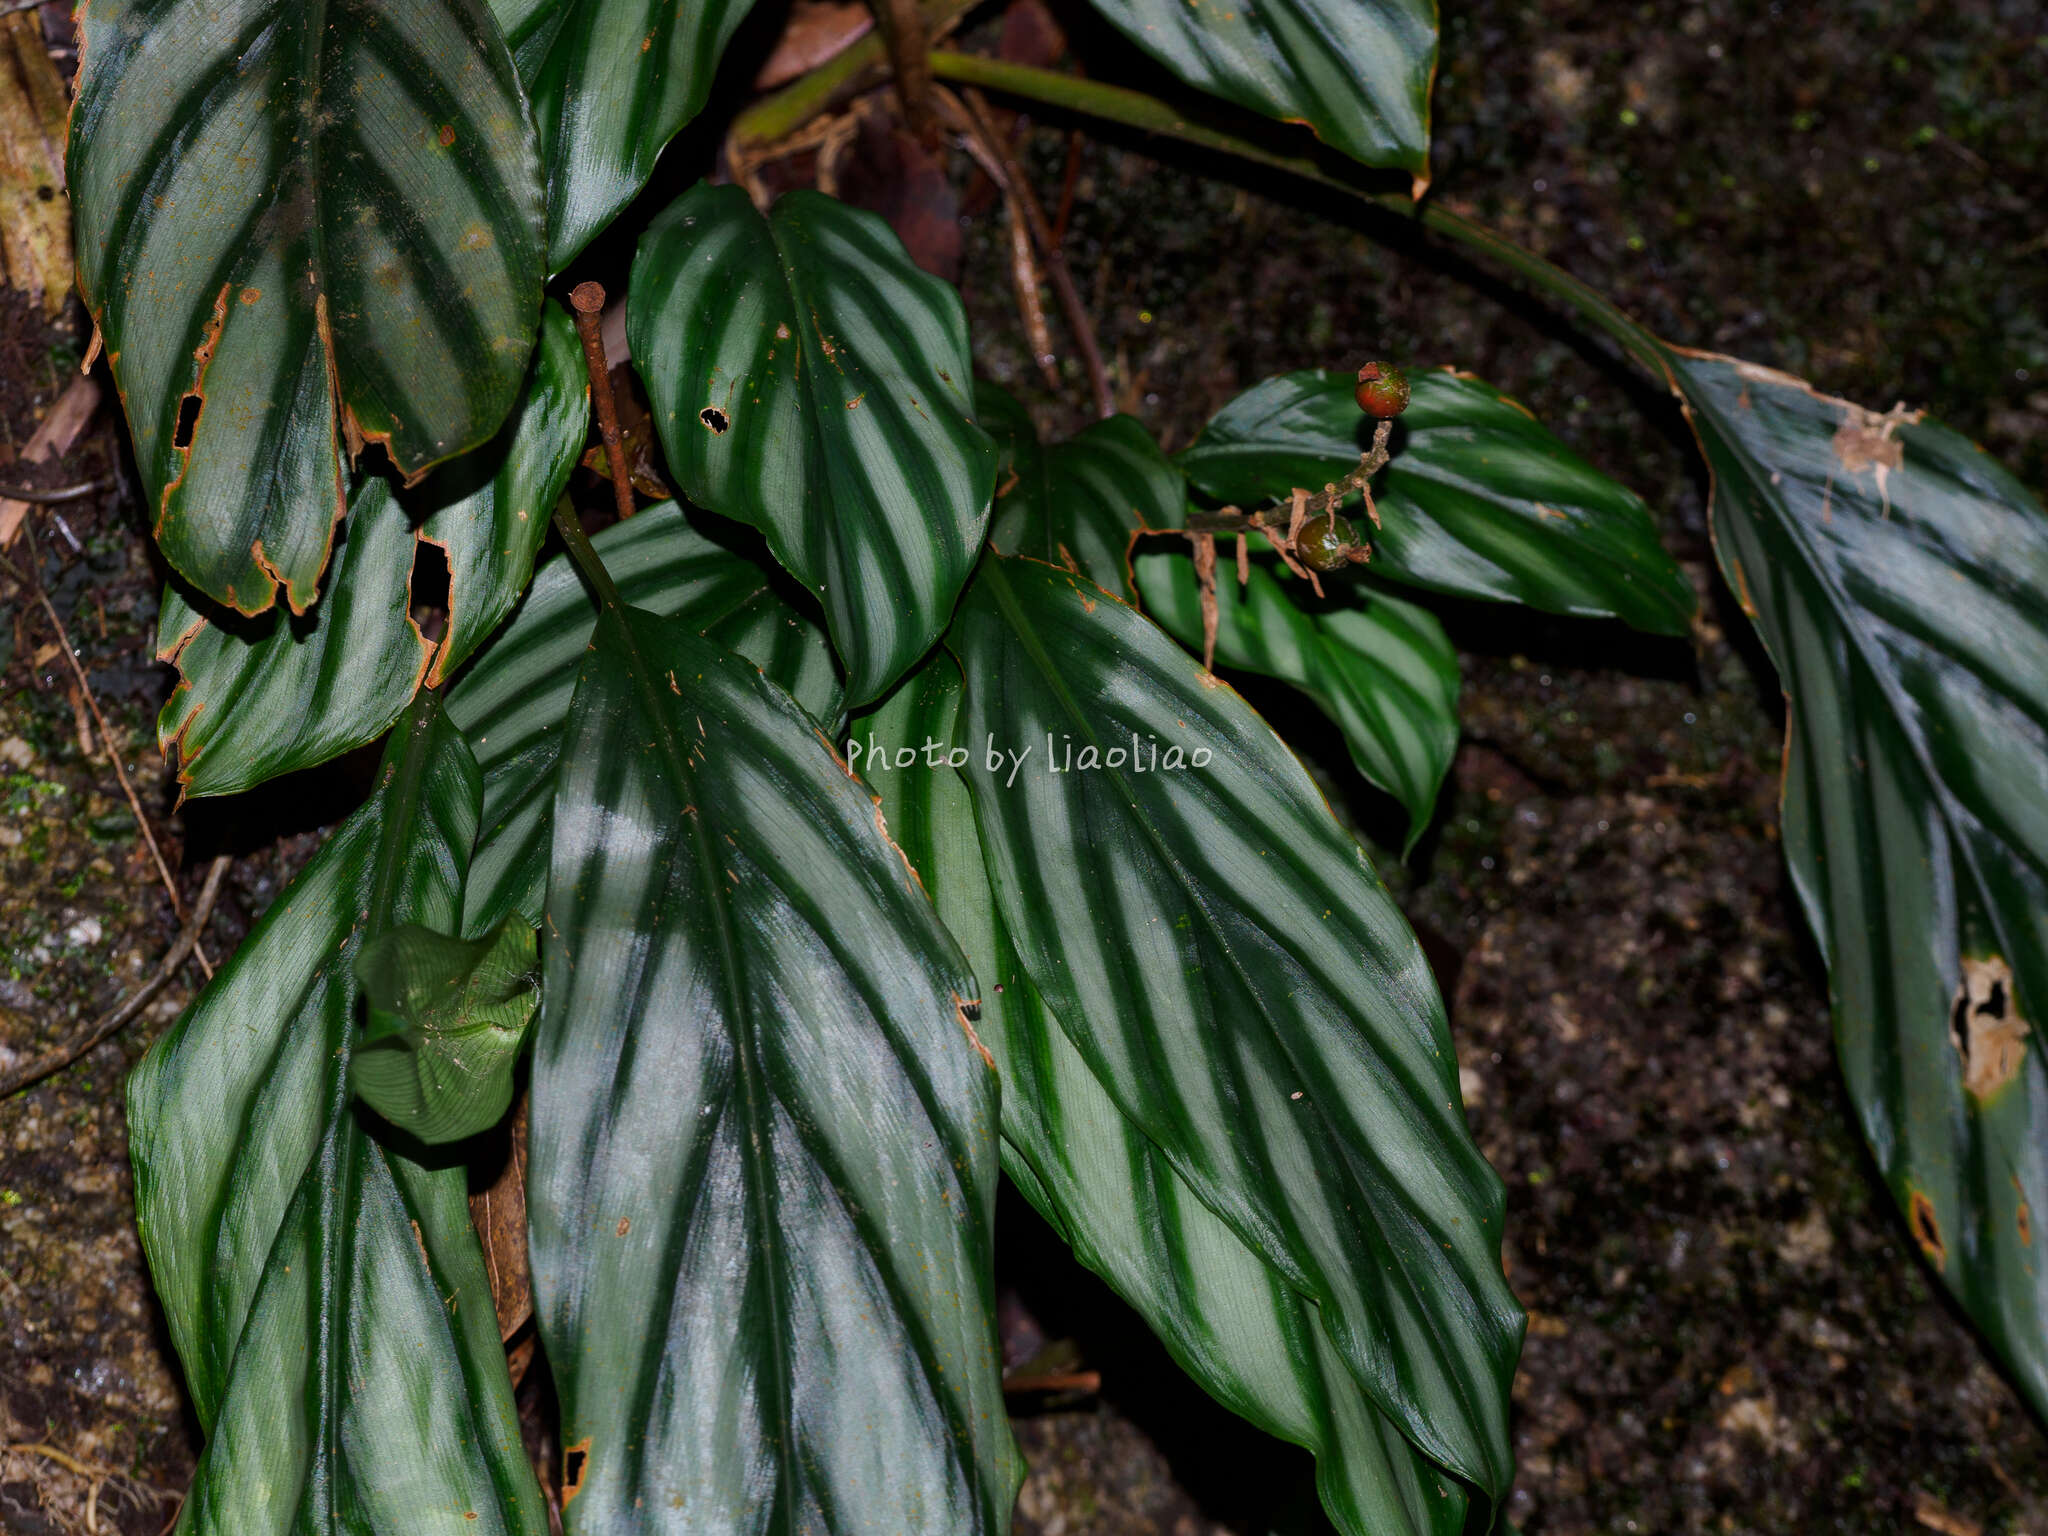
[3,0,2045,1532]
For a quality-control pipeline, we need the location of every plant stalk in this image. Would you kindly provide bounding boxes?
[570,281,638,524]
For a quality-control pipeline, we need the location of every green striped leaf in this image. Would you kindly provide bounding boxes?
[352,918,541,1144]
[448,502,842,935]
[155,304,586,799]
[1080,0,1435,181]
[1668,347,2048,1420]
[1181,369,1695,635]
[128,693,545,1534]
[531,600,1018,1530]
[493,0,760,268]
[629,183,996,705]
[978,382,1180,598]
[1135,546,1459,850]
[861,656,1468,1536]
[946,555,1522,1503]
[70,0,546,616]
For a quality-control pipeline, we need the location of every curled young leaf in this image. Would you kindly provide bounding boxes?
[353,918,541,1144]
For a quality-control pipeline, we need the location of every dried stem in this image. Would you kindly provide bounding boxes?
[0,856,231,1098]
[569,282,636,524]
[957,88,1115,420]
[14,522,214,977]
[0,477,109,503]
[870,0,938,146]
[1184,419,1392,540]
[1001,1371,1102,1395]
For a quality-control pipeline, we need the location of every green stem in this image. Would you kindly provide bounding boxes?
[550,498,627,617]
[912,53,1669,377]
[731,0,980,150]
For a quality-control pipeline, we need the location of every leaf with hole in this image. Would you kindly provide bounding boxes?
[1079,0,1437,180]
[1666,346,2048,1421]
[1180,368,1695,635]
[127,693,544,1535]
[945,554,1522,1503]
[1135,547,1459,849]
[155,304,586,799]
[861,654,1469,1536]
[528,599,1018,1529]
[352,917,540,1144]
[630,183,995,704]
[70,0,546,615]
[492,0,763,268]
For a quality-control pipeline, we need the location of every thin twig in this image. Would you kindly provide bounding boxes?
[871,0,939,146]
[16,522,214,977]
[0,856,231,1099]
[1001,1371,1102,1395]
[957,88,1115,420]
[1183,418,1393,540]
[569,283,636,524]
[0,478,109,503]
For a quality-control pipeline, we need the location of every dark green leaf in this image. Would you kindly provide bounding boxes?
[862,657,1467,1536]
[1666,347,2048,1419]
[447,502,842,934]
[70,0,546,615]
[531,602,1018,1529]
[630,183,995,704]
[128,694,544,1533]
[493,0,761,268]
[1135,547,1458,849]
[155,305,586,798]
[353,918,540,1144]
[945,555,1522,1500]
[978,382,1181,598]
[1080,0,1436,180]
[1180,369,1695,634]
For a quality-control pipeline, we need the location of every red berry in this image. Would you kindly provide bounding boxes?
[1355,362,1410,418]
[1297,514,1357,573]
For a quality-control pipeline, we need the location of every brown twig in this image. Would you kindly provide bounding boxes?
[16,522,214,977]
[957,88,1114,420]
[0,855,231,1099]
[1001,1370,1102,1395]
[1187,530,1219,671]
[871,0,939,146]
[569,283,636,524]
[1051,129,1084,247]
[1182,416,1394,575]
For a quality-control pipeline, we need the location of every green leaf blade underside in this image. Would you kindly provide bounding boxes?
[447,502,842,935]
[1669,348,2048,1420]
[1079,0,1436,179]
[70,0,546,616]
[630,183,995,704]
[1181,369,1695,635]
[532,606,1018,1531]
[352,918,540,1144]
[1136,546,1459,850]
[126,696,544,1534]
[945,556,1522,1500]
[154,305,586,799]
[493,0,761,268]
[977,382,1182,599]
[861,657,1467,1536]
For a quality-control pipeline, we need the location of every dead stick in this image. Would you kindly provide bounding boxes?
[569,282,636,524]
[872,0,939,145]
[17,523,213,977]
[0,478,110,503]
[1001,1371,1102,1395]
[1184,420,1393,536]
[0,856,231,1098]
[959,88,1114,421]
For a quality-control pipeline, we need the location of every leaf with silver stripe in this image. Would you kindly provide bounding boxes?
[1181,368,1695,635]
[1669,347,2048,1421]
[947,554,1522,1504]
[494,0,762,268]
[630,183,995,705]
[156,304,585,799]
[70,0,546,616]
[128,694,545,1534]
[1080,0,1436,180]
[861,655,1469,1536]
[1136,549,1459,851]
[531,601,1018,1530]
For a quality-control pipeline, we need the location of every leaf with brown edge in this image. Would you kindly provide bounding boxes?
[1660,343,2048,1423]
[69,0,546,615]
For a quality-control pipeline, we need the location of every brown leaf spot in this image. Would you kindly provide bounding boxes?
[238,286,261,306]
[1910,1189,1946,1269]
[616,1217,631,1237]
[953,992,995,1071]
[1950,954,2028,1100]
[438,124,457,147]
